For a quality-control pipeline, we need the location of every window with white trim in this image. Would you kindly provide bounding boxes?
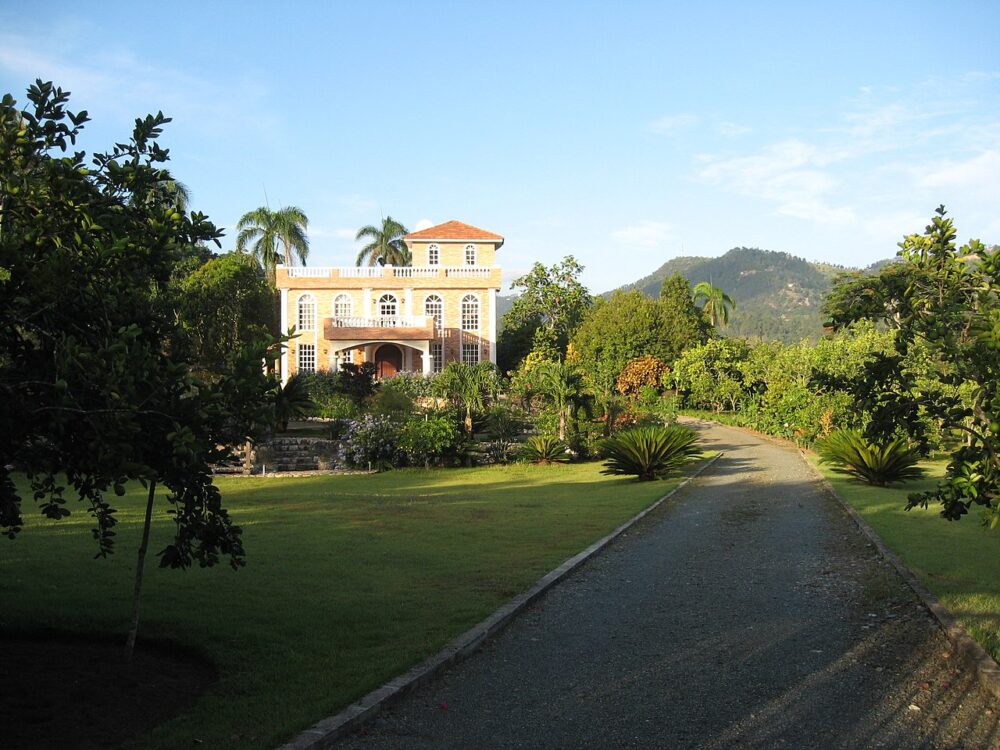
[424,294,443,329]
[298,343,316,373]
[462,342,479,365]
[428,244,440,265]
[430,342,443,373]
[378,293,398,321]
[464,244,477,266]
[333,293,352,319]
[461,294,479,332]
[297,294,316,330]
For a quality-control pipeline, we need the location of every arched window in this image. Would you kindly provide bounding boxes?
[297,294,316,330]
[461,294,479,332]
[333,293,352,319]
[464,244,477,266]
[378,293,398,322]
[424,294,443,329]
[428,244,440,265]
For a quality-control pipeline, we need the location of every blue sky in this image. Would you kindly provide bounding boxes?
[2,1,997,292]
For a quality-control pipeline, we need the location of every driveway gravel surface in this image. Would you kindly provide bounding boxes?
[338,421,1000,749]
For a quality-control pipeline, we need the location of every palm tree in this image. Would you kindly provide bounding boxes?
[534,360,587,441]
[692,281,736,328]
[236,206,310,276]
[436,361,500,434]
[355,216,410,266]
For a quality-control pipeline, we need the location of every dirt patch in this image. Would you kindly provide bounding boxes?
[1,632,215,750]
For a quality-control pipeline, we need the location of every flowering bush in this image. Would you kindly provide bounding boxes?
[338,414,404,470]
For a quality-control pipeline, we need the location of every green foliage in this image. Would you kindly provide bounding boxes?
[817,430,925,486]
[275,374,315,432]
[434,361,501,434]
[380,372,438,399]
[368,385,415,416]
[520,435,570,463]
[338,362,377,405]
[236,205,310,274]
[532,359,589,441]
[692,281,736,328]
[175,252,276,374]
[338,414,403,470]
[600,425,699,481]
[400,414,458,467]
[502,256,592,362]
[354,216,409,267]
[0,81,273,569]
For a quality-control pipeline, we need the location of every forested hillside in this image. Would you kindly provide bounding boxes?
[614,247,883,342]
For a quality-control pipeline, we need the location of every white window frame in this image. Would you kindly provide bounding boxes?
[424,294,444,329]
[430,342,443,373]
[297,293,316,331]
[461,293,480,332]
[378,293,398,319]
[298,343,316,373]
[461,342,480,365]
[428,244,440,266]
[333,293,352,319]
[464,244,477,266]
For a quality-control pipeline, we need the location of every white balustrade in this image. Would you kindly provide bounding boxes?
[338,267,385,278]
[445,267,491,278]
[329,315,432,329]
[287,267,332,278]
[393,266,440,278]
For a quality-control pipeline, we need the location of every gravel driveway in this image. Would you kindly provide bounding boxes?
[337,421,1000,749]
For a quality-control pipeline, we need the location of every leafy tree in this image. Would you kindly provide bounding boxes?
[175,252,277,375]
[236,205,310,275]
[0,81,277,657]
[659,274,713,351]
[504,256,592,359]
[692,281,736,328]
[355,215,409,266]
[275,374,315,432]
[616,355,670,400]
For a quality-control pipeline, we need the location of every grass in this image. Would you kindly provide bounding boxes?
[3,459,707,750]
[812,456,1000,662]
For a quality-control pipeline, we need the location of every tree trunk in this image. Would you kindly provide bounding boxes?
[243,440,253,475]
[559,410,566,441]
[126,479,157,662]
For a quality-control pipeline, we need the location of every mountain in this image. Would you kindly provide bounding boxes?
[612,247,879,343]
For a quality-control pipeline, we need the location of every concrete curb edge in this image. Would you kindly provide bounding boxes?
[276,452,723,749]
[801,450,1000,701]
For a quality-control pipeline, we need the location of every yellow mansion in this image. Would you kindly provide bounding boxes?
[276,220,503,383]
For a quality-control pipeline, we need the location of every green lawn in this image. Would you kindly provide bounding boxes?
[814,458,1000,661]
[3,460,702,750]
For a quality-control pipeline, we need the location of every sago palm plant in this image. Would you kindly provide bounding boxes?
[600,425,699,481]
[816,429,925,486]
[520,435,570,464]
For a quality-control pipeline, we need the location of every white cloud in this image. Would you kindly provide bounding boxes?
[648,113,699,135]
[414,218,434,231]
[915,149,1000,199]
[611,220,674,248]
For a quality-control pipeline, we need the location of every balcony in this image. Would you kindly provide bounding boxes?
[279,265,497,285]
[323,315,435,341]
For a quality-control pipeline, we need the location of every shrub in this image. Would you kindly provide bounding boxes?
[616,355,670,399]
[381,372,438,399]
[600,425,699,481]
[400,414,458,468]
[275,374,315,432]
[520,435,570,464]
[338,414,404,470]
[368,387,415,416]
[817,429,926,486]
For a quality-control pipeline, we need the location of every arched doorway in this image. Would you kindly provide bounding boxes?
[374,344,402,379]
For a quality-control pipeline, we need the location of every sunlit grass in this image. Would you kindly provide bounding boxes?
[3,459,707,750]
[812,457,1000,661]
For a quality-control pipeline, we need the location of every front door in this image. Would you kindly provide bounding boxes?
[374,344,403,379]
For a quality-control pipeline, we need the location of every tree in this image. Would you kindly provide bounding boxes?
[175,252,277,375]
[692,281,736,328]
[435,361,501,434]
[0,81,277,658]
[504,256,592,360]
[236,205,310,275]
[533,360,587,441]
[355,216,409,266]
[658,274,714,353]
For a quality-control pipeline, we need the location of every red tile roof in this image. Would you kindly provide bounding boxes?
[404,220,504,243]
